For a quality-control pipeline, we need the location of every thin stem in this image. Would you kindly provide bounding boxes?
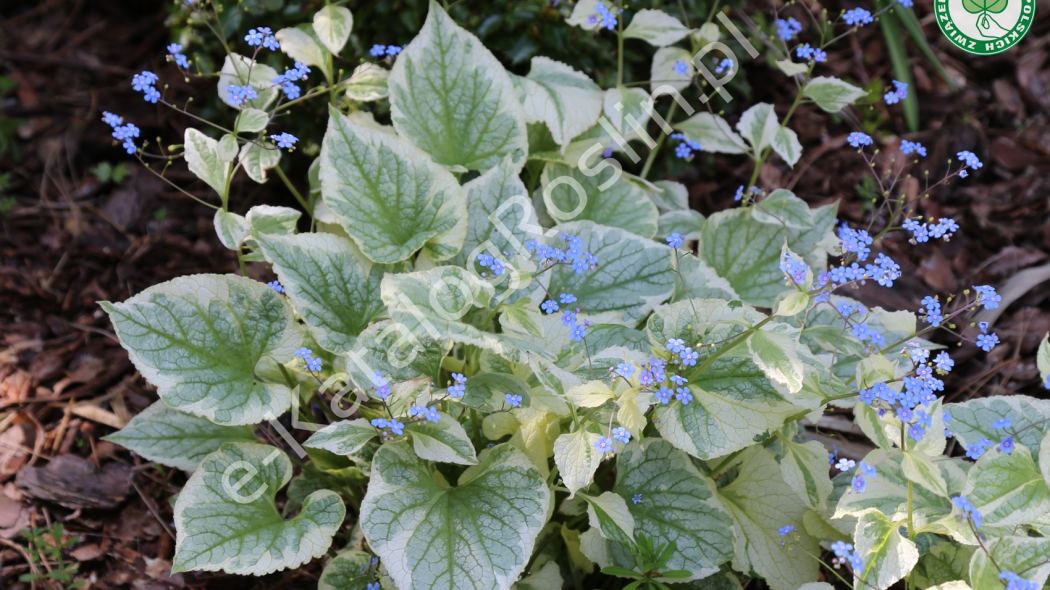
[640,101,678,180]
[274,165,312,216]
[687,316,775,380]
[616,0,625,88]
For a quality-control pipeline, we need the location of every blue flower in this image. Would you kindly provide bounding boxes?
[594,435,614,454]
[960,170,968,178]
[669,375,687,386]
[263,35,280,51]
[909,424,925,442]
[831,540,853,557]
[898,0,914,6]
[999,437,1014,454]
[673,60,690,76]
[294,347,312,358]
[715,58,733,74]
[860,461,876,479]
[102,112,123,127]
[370,45,387,57]
[386,45,402,57]
[973,285,1000,309]
[666,338,686,354]
[1000,572,1040,590]
[675,143,693,159]
[847,131,873,148]
[835,457,856,472]
[956,150,983,169]
[796,44,814,60]
[655,386,673,404]
[561,310,577,327]
[558,293,577,305]
[965,438,993,460]
[143,86,160,103]
[122,138,137,154]
[448,373,466,398]
[953,496,982,527]
[778,525,794,536]
[813,49,827,62]
[371,418,387,429]
[976,333,999,352]
[852,476,867,493]
[632,494,643,504]
[859,388,875,405]
[132,71,158,92]
[505,394,522,408]
[775,17,802,41]
[541,300,559,314]
[267,280,284,294]
[570,324,587,342]
[848,550,864,574]
[272,132,298,150]
[388,419,404,436]
[838,223,873,260]
[900,139,926,156]
[779,252,809,285]
[666,232,684,249]
[612,427,631,444]
[615,361,635,379]
[674,387,693,405]
[884,80,908,104]
[843,8,873,26]
[679,348,698,366]
[992,417,1012,429]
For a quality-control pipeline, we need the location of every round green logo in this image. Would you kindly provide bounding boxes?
[935,0,1034,55]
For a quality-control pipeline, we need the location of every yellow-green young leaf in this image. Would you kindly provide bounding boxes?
[650,46,693,93]
[172,443,345,575]
[275,26,328,72]
[238,142,281,184]
[780,439,833,510]
[969,533,1050,590]
[405,412,478,465]
[553,429,603,498]
[101,274,302,426]
[674,112,749,155]
[318,550,376,590]
[256,233,384,354]
[802,77,868,113]
[217,54,279,110]
[946,395,1050,474]
[103,401,258,472]
[747,329,804,394]
[304,419,377,457]
[583,491,636,546]
[961,443,1050,527]
[344,63,389,102]
[513,561,563,590]
[312,5,352,55]
[622,9,691,46]
[776,59,809,76]
[565,380,615,408]
[319,106,467,264]
[185,129,231,200]
[360,442,549,590]
[834,450,951,525]
[774,291,810,317]
[901,450,949,497]
[717,446,819,590]
[388,1,527,172]
[856,354,896,389]
[853,511,919,589]
[513,56,602,149]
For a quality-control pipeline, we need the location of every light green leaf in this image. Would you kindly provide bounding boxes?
[1038,333,1049,382]
[855,401,896,450]
[780,439,833,510]
[513,561,562,590]
[539,163,658,238]
[753,190,814,230]
[774,291,810,317]
[246,205,300,237]
[602,87,652,139]
[946,395,1050,473]
[256,233,385,354]
[101,274,301,426]
[803,77,868,113]
[969,534,1050,590]
[513,56,602,149]
[553,429,603,498]
[736,103,779,154]
[775,59,809,76]
[654,357,800,460]
[674,112,749,155]
[901,450,948,497]
[360,442,549,590]
[544,221,675,323]
[961,443,1050,527]
[304,419,377,457]
[275,26,328,72]
[567,0,603,30]
[717,446,819,590]
[235,109,270,135]
[172,443,345,574]
[834,449,950,525]
[650,47,693,93]
[312,5,353,55]
[673,255,738,302]
[405,412,478,465]
[649,179,689,212]
[747,329,804,394]
[770,126,803,167]
[461,372,532,411]
[217,134,238,163]
[320,106,467,264]
[657,210,706,242]
[388,1,527,172]
[853,511,919,589]
[185,129,231,200]
[318,550,376,590]
[623,9,692,46]
[565,380,615,408]
[238,142,281,184]
[214,209,248,250]
[217,54,278,110]
[913,540,974,588]
[344,63,389,102]
[583,491,636,546]
[343,320,451,393]
[646,297,765,353]
[103,401,258,471]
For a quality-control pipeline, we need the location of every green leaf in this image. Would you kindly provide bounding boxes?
[747,329,804,394]
[513,56,602,150]
[238,142,281,184]
[513,561,563,590]
[318,550,376,590]
[405,412,479,465]
[901,450,949,497]
[779,439,833,511]
[969,533,1050,590]
[184,129,231,200]
[246,205,300,237]
[304,418,377,457]
[256,233,385,354]
[946,395,1050,472]
[343,320,451,392]
[172,443,344,574]
[214,209,248,250]
[833,449,950,525]
[961,0,1007,14]
[648,180,689,213]
[602,87,652,140]
[657,210,706,242]
[623,9,692,46]
[1039,332,1050,382]
[752,190,814,230]
[802,77,868,113]
[672,255,738,302]
[101,274,302,426]
[717,446,819,590]
[544,221,675,323]
[217,54,278,110]
[674,112,749,155]
[650,47,694,94]
[539,163,659,238]
[235,108,269,133]
[736,103,778,154]
[312,5,353,55]
[646,297,765,352]
[855,402,896,450]
[775,59,809,76]
[770,126,802,167]
[913,540,974,588]
[582,491,636,546]
[773,291,810,317]
[567,0,603,30]
[319,106,467,263]
[344,64,389,102]
[553,429,603,497]
[103,401,258,471]
[853,511,919,589]
[961,443,1050,527]
[275,25,329,72]
[654,357,801,460]
[387,0,528,172]
[360,442,549,590]
[461,372,532,411]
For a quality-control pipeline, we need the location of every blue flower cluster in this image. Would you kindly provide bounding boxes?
[476,253,507,277]
[447,373,467,398]
[900,139,926,157]
[103,112,140,155]
[734,185,763,202]
[132,71,161,104]
[830,540,865,574]
[837,223,874,261]
[294,347,323,373]
[273,62,311,100]
[1000,572,1040,590]
[665,339,699,368]
[167,44,190,69]
[369,371,392,400]
[843,8,873,26]
[850,461,877,493]
[226,84,258,108]
[858,353,947,443]
[714,58,734,74]
[847,131,873,148]
[670,133,701,160]
[369,45,403,58]
[779,252,809,285]
[272,132,299,151]
[524,232,599,275]
[956,151,983,178]
[587,1,621,30]
[370,417,404,436]
[903,216,958,243]
[267,280,284,294]
[884,80,908,105]
[920,295,943,327]
[244,27,279,51]
[795,44,827,63]
[776,17,802,41]
[952,496,983,527]
[407,405,440,424]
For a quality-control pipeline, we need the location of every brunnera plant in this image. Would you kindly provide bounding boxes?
[98,1,1050,590]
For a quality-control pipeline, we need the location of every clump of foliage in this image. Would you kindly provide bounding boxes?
[99,1,1050,590]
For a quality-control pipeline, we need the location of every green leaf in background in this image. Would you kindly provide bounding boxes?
[717,447,819,590]
[360,442,549,590]
[460,372,533,411]
[834,449,950,525]
[388,0,528,172]
[103,401,258,471]
[101,274,302,426]
[853,510,919,590]
[343,320,451,391]
[213,209,248,250]
[539,163,659,238]
[802,77,868,113]
[513,561,563,590]
[736,103,778,154]
[901,450,949,497]
[752,189,814,230]
[657,209,706,242]
[238,142,281,184]
[172,443,345,574]
[312,5,353,56]
[256,233,385,354]
[747,329,804,394]
[961,444,1050,527]
[318,550,377,590]
[319,106,467,264]
[513,56,602,150]
[913,540,975,588]
[235,108,269,133]
[770,126,803,167]
[622,9,692,47]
